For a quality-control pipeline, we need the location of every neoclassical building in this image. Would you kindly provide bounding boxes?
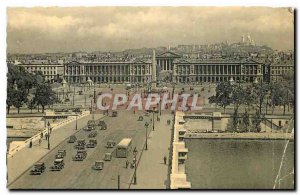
[63,50,264,84]
[64,60,152,84]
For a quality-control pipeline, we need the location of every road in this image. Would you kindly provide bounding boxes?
[9,110,152,189]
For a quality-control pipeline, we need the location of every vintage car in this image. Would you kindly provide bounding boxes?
[29,162,46,175]
[138,116,143,121]
[105,140,116,148]
[86,139,97,148]
[72,150,87,161]
[97,120,107,130]
[50,159,64,171]
[68,135,77,143]
[88,131,97,138]
[74,139,86,150]
[112,111,118,117]
[92,161,104,170]
[55,150,66,159]
[104,153,112,161]
[87,120,96,129]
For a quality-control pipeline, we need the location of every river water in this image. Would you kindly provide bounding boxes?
[185,139,294,189]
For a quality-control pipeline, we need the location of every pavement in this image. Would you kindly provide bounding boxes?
[7,113,103,185]
[130,112,172,189]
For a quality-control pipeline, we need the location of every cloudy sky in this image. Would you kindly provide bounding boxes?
[7,7,294,54]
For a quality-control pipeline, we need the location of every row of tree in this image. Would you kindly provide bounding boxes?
[6,64,57,114]
[209,74,294,115]
[209,73,294,132]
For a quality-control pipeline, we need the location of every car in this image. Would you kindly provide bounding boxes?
[74,139,86,150]
[88,131,97,138]
[86,139,97,148]
[29,162,46,175]
[105,140,116,148]
[68,135,77,143]
[104,153,112,161]
[97,120,107,130]
[87,120,96,129]
[55,150,66,159]
[92,161,104,170]
[72,150,87,161]
[112,111,118,117]
[50,159,64,171]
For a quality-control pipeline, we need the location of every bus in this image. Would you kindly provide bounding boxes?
[116,138,132,158]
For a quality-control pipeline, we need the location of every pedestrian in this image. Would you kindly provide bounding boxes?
[50,128,52,134]
[133,110,135,114]
[133,147,137,154]
[164,155,167,165]
[45,133,48,141]
[29,140,32,148]
[125,160,129,168]
[39,138,42,146]
[40,132,43,138]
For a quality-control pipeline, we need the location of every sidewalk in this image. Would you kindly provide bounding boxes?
[130,113,172,189]
[7,113,104,185]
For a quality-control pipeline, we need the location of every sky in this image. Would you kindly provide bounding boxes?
[7,7,294,54]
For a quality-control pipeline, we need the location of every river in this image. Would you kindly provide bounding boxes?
[185,139,294,189]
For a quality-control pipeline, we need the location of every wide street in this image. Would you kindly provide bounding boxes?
[8,110,155,189]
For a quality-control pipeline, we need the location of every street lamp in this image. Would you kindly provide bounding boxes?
[75,114,78,130]
[93,84,96,104]
[133,149,138,184]
[144,122,149,150]
[47,121,51,150]
[152,107,155,131]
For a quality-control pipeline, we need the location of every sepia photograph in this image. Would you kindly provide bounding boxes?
[5,6,295,190]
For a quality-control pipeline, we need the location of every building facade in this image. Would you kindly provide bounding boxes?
[156,51,263,83]
[15,63,64,81]
[64,60,152,84]
[173,58,263,83]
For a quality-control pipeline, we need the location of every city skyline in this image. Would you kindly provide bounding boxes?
[7,7,294,54]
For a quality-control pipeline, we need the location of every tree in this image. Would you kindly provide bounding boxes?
[269,81,286,114]
[241,109,250,132]
[209,82,233,113]
[232,107,239,132]
[232,86,245,112]
[12,89,28,114]
[252,110,262,132]
[34,83,57,113]
[6,85,16,114]
[253,80,269,114]
[27,99,36,114]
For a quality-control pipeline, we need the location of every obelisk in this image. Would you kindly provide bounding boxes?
[152,49,157,88]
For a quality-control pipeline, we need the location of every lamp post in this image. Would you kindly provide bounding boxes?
[93,84,96,104]
[75,114,78,130]
[47,121,51,150]
[152,107,155,131]
[145,122,149,150]
[133,149,138,184]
